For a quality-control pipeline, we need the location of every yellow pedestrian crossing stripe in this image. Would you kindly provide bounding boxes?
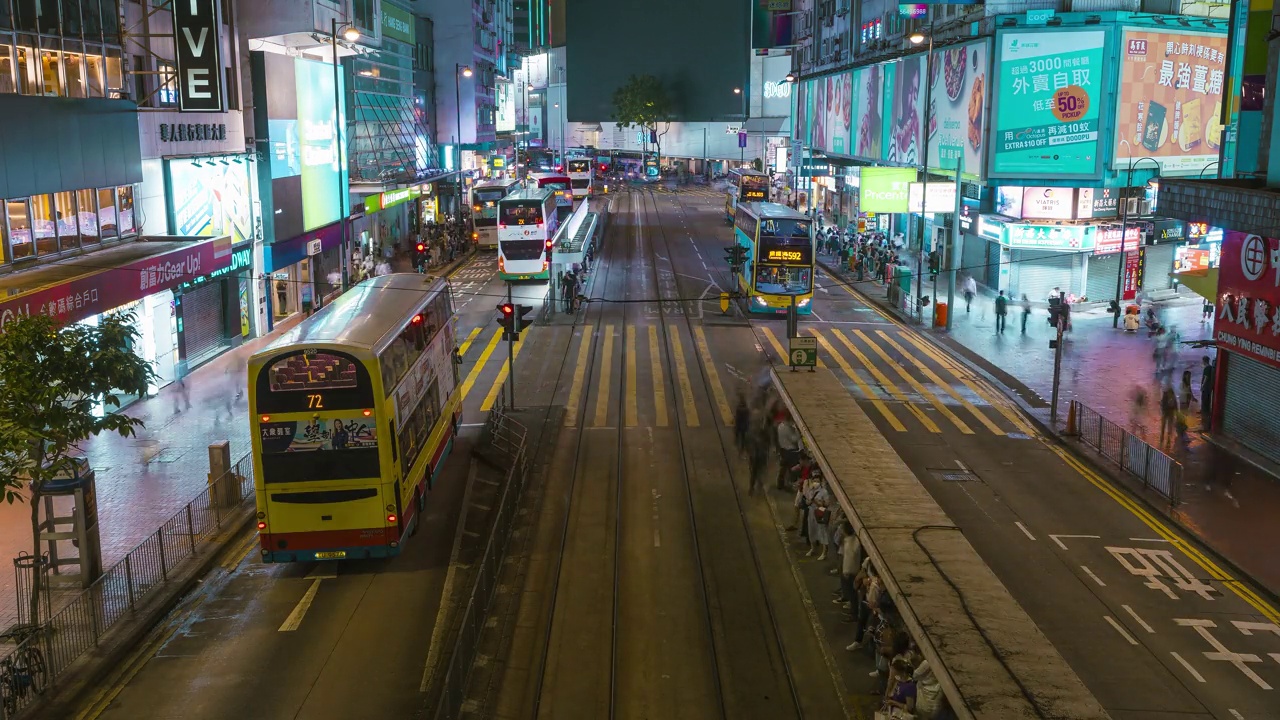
[649,325,669,427]
[805,328,906,432]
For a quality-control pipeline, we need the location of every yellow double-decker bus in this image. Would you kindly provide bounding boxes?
[248,274,460,562]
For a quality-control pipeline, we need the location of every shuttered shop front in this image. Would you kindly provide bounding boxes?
[1220,352,1280,464]
[1141,243,1177,291]
[1086,253,1122,302]
[1012,250,1076,301]
[177,281,228,368]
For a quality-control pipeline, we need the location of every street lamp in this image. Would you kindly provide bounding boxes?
[330,19,358,294]
[554,102,566,168]
[734,87,746,167]
[455,64,472,234]
[910,29,934,319]
[785,72,796,83]
[1112,156,1161,327]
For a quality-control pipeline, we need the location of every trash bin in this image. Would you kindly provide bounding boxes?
[934,301,948,328]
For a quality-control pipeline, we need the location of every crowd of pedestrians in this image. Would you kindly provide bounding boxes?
[732,380,955,720]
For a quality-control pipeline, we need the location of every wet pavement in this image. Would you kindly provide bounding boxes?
[820,258,1280,598]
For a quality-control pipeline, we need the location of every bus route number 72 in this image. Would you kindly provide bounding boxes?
[308,394,324,409]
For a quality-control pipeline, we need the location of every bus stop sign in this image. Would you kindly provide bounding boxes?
[788,336,817,370]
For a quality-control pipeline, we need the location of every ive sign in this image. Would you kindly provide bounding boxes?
[174,0,225,112]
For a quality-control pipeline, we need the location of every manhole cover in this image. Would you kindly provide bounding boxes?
[931,469,978,483]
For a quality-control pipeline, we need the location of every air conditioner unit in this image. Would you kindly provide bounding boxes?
[1125,198,1153,216]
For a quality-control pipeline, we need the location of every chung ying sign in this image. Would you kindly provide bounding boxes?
[174,0,225,112]
[1216,232,1280,369]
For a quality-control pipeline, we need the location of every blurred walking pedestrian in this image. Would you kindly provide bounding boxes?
[775,413,802,491]
[961,275,977,312]
[1159,385,1178,447]
[747,423,770,496]
[733,394,751,456]
[1020,294,1031,334]
[994,291,1008,334]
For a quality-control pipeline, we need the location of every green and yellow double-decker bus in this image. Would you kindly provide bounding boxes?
[732,201,815,315]
[248,274,460,562]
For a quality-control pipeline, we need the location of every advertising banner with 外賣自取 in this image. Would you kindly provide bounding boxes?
[1215,232,1280,369]
[883,54,926,167]
[990,29,1108,179]
[1112,28,1228,176]
[926,39,989,178]
[168,157,254,243]
[859,167,917,213]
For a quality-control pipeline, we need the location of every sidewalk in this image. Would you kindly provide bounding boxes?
[819,258,1280,599]
[0,251,476,626]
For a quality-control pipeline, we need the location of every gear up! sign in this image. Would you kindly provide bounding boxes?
[1215,231,1280,369]
[174,0,225,112]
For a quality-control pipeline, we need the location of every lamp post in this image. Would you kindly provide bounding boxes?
[1112,156,1161,327]
[455,64,473,234]
[910,29,934,319]
[734,86,745,167]
[330,20,359,294]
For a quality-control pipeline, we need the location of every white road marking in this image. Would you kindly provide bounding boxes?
[652,489,662,547]
[1122,604,1155,634]
[1129,537,1169,543]
[954,459,968,471]
[1081,565,1107,587]
[278,578,323,631]
[1014,522,1036,541]
[1049,533,1101,551]
[1104,615,1138,645]
[1170,651,1206,683]
[1229,710,1245,719]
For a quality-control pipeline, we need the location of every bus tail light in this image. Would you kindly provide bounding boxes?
[472,232,478,240]
[257,521,267,530]
[260,415,270,423]
[387,514,398,524]
[362,409,372,416]
[498,256,506,272]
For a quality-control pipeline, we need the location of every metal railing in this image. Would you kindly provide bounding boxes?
[433,406,528,720]
[1,453,253,718]
[1069,400,1182,505]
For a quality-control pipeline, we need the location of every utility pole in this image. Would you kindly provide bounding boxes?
[1048,292,1067,427]
[506,283,516,408]
[945,155,964,331]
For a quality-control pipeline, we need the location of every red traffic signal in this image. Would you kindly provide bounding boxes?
[415,242,426,253]
[499,303,514,317]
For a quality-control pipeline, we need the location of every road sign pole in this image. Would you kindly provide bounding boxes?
[507,283,516,408]
[1050,317,1064,427]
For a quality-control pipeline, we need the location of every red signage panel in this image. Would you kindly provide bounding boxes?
[1123,248,1143,301]
[0,236,233,332]
[1216,231,1280,369]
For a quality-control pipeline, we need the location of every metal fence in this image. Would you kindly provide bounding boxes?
[1069,400,1182,505]
[433,405,528,720]
[1,453,253,719]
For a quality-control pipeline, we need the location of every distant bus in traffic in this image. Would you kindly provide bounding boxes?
[732,202,815,315]
[498,187,560,281]
[724,168,770,223]
[249,274,460,562]
[566,159,594,197]
[470,178,522,248]
[528,172,574,209]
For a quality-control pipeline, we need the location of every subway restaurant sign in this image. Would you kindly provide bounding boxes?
[365,187,422,214]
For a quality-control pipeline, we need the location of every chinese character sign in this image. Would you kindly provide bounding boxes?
[926,39,988,177]
[992,30,1107,178]
[1216,232,1280,369]
[1113,29,1228,176]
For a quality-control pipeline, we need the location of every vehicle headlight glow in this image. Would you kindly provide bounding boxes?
[753,295,767,306]
[798,297,811,307]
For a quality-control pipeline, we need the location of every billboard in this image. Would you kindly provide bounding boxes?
[174,0,224,112]
[884,54,925,166]
[859,167,916,213]
[926,40,988,177]
[991,30,1108,178]
[1112,28,1228,176]
[1216,232,1280,369]
[168,157,254,243]
[810,71,851,156]
[853,65,884,159]
[760,54,794,118]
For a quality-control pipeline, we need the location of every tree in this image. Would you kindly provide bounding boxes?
[611,74,675,178]
[752,157,764,172]
[0,312,155,626]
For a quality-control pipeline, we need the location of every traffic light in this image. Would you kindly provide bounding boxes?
[497,303,534,340]
[724,245,747,272]
[1047,294,1069,329]
[415,241,427,254]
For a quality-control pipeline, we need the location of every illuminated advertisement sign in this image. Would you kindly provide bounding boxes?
[927,40,988,177]
[174,0,224,112]
[807,71,852,155]
[907,182,957,213]
[1004,223,1092,251]
[859,167,916,213]
[853,65,884,159]
[1020,186,1075,220]
[1113,29,1227,176]
[884,54,925,166]
[168,157,254,243]
[991,30,1108,178]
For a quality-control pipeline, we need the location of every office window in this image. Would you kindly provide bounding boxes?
[64,43,86,97]
[82,0,102,36]
[77,189,99,244]
[157,61,176,105]
[61,0,83,36]
[351,0,374,33]
[85,47,103,96]
[97,187,117,238]
[0,40,13,93]
[0,0,11,29]
[118,185,135,235]
[101,0,118,37]
[15,41,34,94]
[31,194,55,255]
[54,190,78,251]
[105,47,120,95]
[6,199,31,260]
[131,53,145,102]
[40,43,62,96]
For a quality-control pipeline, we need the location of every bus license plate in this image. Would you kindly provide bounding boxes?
[315,551,347,560]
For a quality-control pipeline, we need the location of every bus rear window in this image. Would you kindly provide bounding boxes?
[502,203,543,225]
[256,349,376,413]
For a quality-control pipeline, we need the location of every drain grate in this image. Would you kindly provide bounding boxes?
[931,469,978,483]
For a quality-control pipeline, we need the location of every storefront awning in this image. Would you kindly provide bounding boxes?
[1171,268,1218,302]
[0,235,233,330]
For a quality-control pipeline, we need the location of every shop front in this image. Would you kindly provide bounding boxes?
[1212,231,1280,463]
[1085,225,1143,301]
[0,236,233,395]
[263,222,346,330]
[172,240,255,372]
[354,186,423,282]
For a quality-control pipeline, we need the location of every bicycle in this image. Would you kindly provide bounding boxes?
[0,625,47,714]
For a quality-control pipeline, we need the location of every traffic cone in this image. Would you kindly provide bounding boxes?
[1065,401,1077,435]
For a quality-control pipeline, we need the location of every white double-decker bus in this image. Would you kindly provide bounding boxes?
[497,187,560,281]
[566,158,594,198]
[470,178,521,247]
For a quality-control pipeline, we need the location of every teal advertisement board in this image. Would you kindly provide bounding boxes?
[852,64,884,159]
[990,29,1108,179]
[294,57,348,232]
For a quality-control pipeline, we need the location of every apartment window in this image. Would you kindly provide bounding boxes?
[97,187,117,239]
[157,61,177,106]
[77,189,99,244]
[54,190,78,251]
[31,194,55,255]
[351,0,374,34]
[0,39,13,93]
[6,199,31,260]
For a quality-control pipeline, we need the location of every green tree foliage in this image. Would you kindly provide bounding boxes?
[0,312,155,625]
[611,74,675,174]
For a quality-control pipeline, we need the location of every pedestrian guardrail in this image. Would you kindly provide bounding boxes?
[0,453,253,719]
[1068,400,1182,505]
[432,406,528,720]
